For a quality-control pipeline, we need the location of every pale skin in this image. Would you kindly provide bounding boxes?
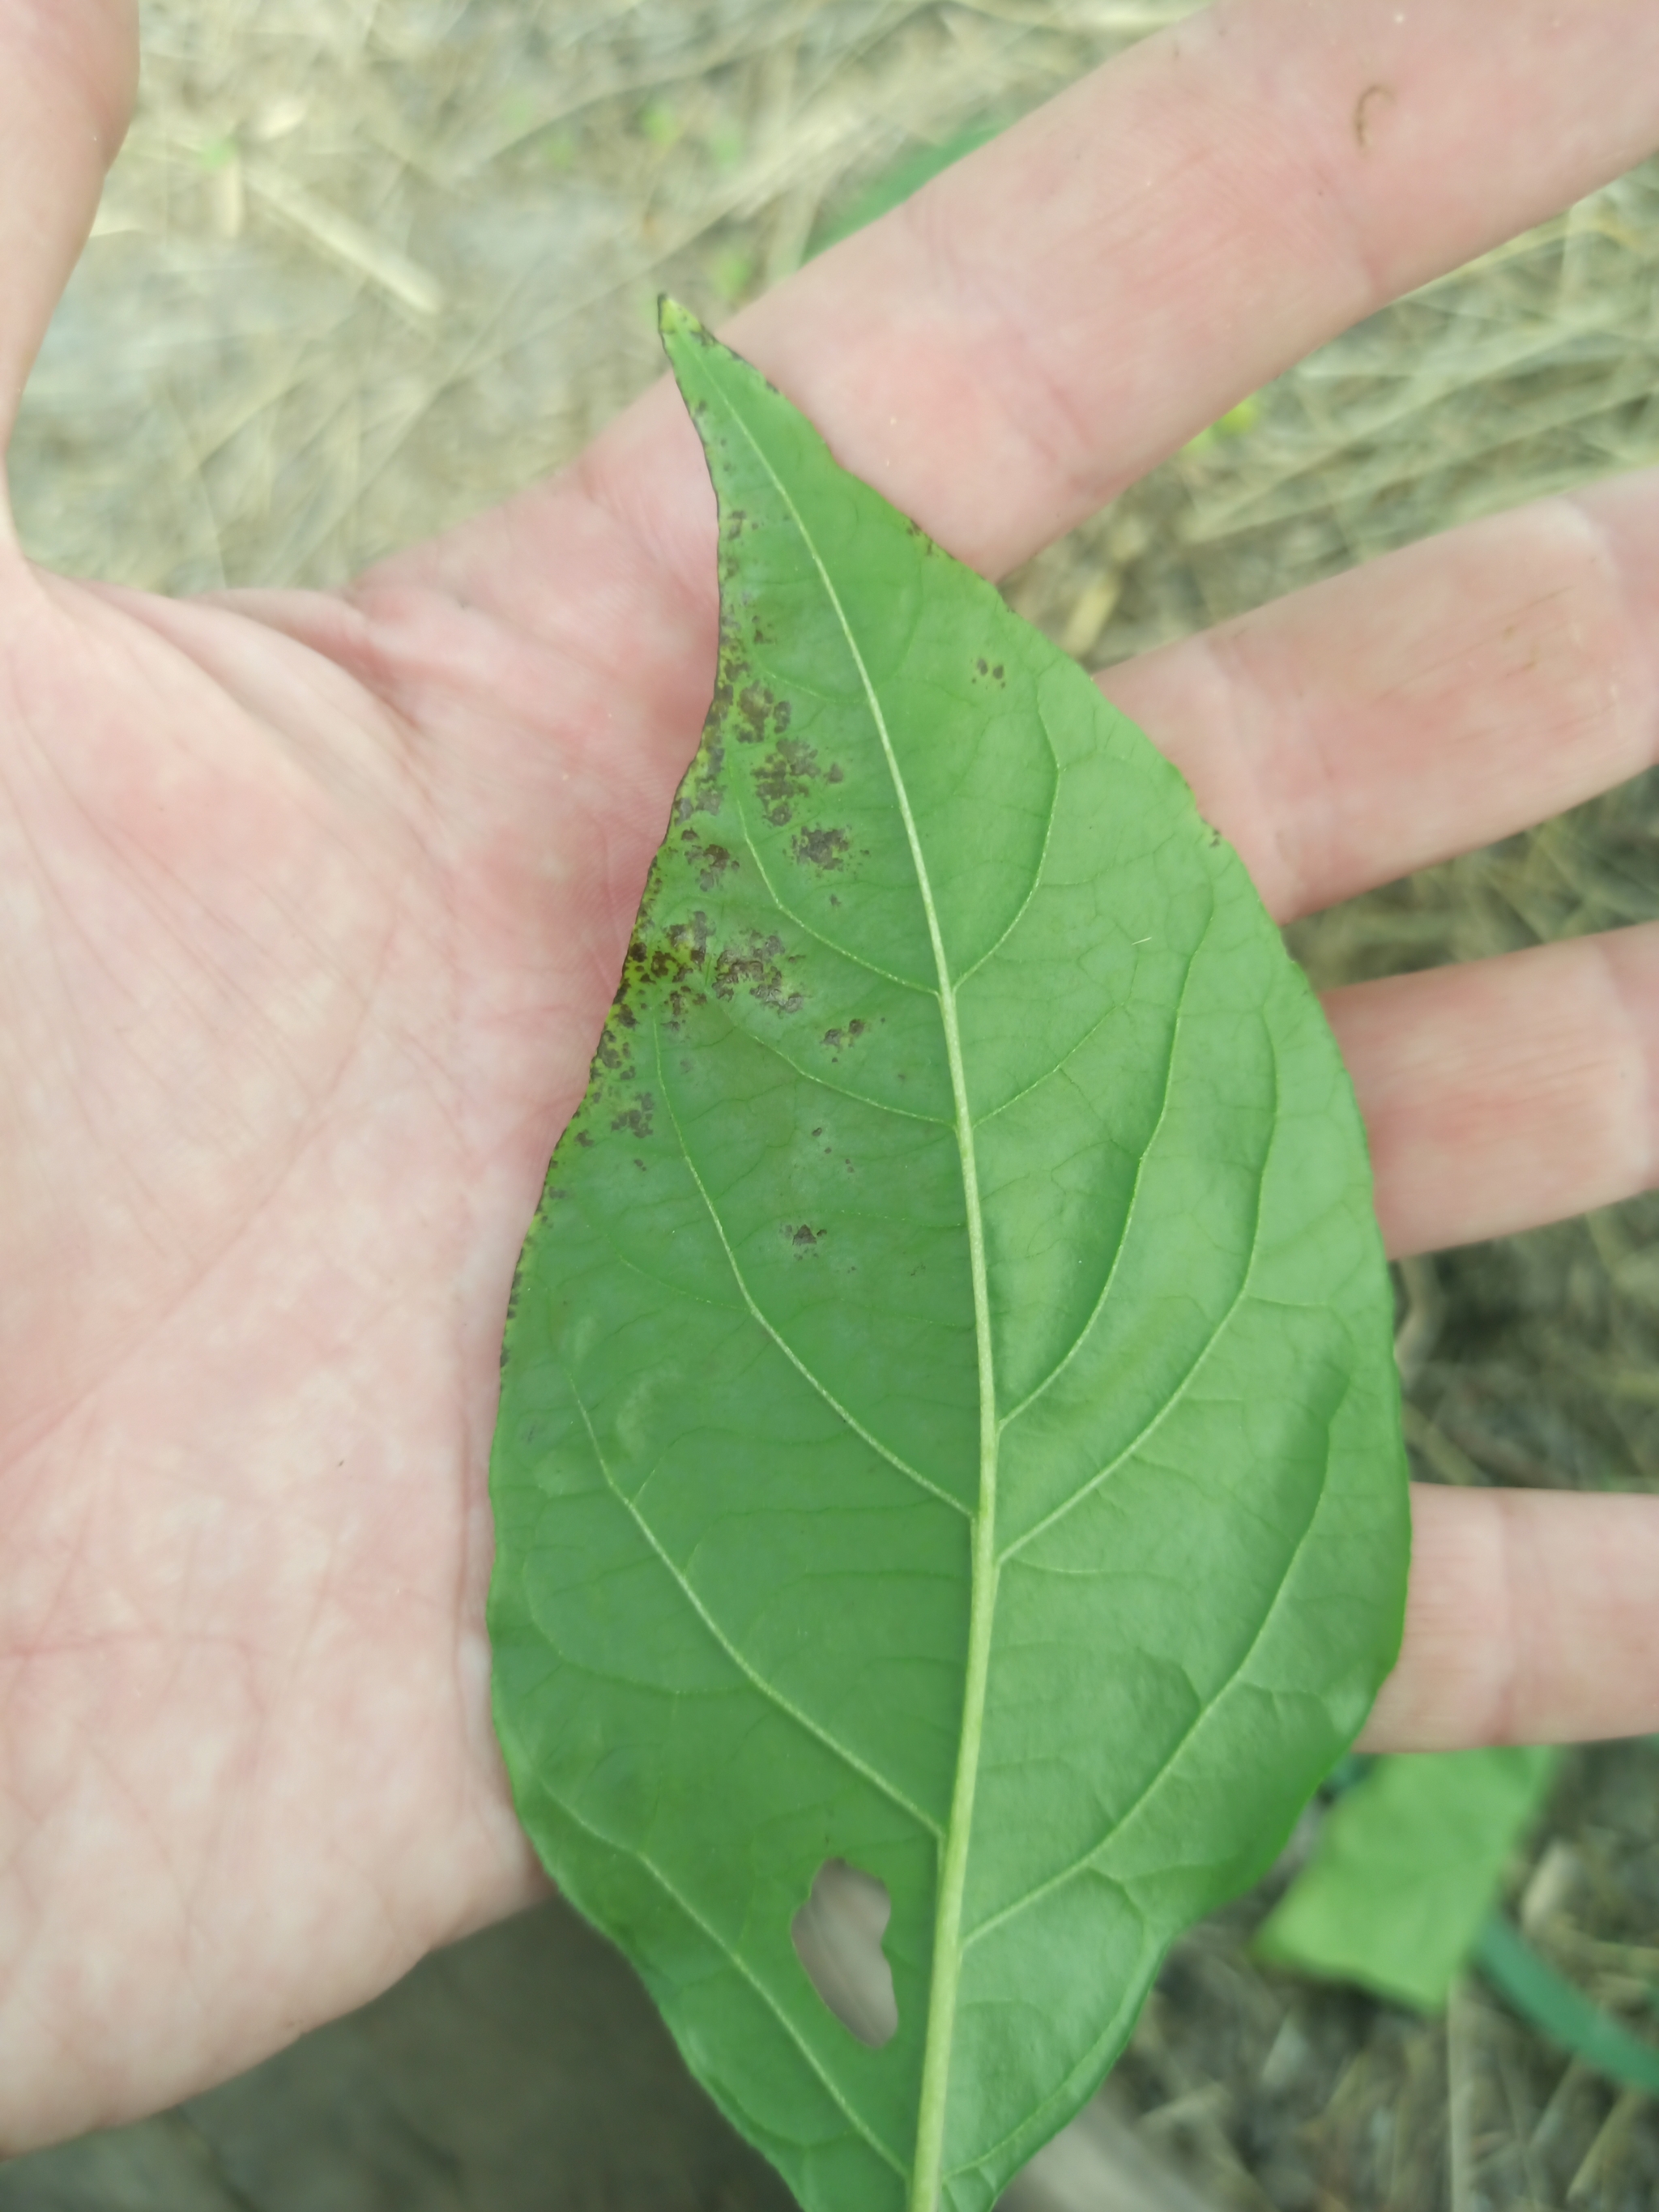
[2,0,1657,2157]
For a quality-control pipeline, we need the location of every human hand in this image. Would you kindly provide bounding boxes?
[4,0,1657,2154]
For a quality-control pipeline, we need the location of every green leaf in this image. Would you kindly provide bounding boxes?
[488,300,1409,2212]
[1254,1747,1561,2013]
[1474,1912,1659,2097]
[808,124,1005,258]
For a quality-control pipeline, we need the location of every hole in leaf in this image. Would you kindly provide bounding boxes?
[791,1859,898,2048]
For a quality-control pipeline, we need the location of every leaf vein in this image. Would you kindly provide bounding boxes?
[950,741,1060,991]
[1000,1162,1265,1563]
[566,1379,943,1837]
[738,825,937,998]
[966,1386,1328,1954]
[654,1027,970,1519]
[996,909,1212,1428]
[699,1012,950,1126]
[549,1792,908,2176]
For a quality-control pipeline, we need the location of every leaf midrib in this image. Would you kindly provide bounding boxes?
[964,1411,1328,1956]
[721,401,1001,2212]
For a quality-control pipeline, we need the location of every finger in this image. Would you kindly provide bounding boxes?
[0,0,136,477]
[1102,475,1659,923]
[420,0,1659,632]
[1359,1485,1659,1751]
[355,0,1659,865]
[717,0,1659,576]
[1328,923,1659,1257]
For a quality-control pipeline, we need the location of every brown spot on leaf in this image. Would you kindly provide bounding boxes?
[736,681,778,744]
[791,825,850,872]
[755,735,821,827]
[674,735,726,824]
[611,1093,656,1141]
[697,842,737,891]
[714,929,805,1016]
[595,1032,633,1077]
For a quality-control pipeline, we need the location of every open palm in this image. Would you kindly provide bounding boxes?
[5,0,1659,2154]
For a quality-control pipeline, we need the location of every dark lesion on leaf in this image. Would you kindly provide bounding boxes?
[791,824,849,872]
[707,644,794,757]
[739,682,791,748]
[591,1025,638,1101]
[615,901,717,1037]
[753,734,822,827]
[821,1017,867,1055]
[610,1093,656,1141]
[784,1223,823,1249]
[622,908,712,994]
[682,827,738,892]
[714,928,805,1016]
[673,733,726,825]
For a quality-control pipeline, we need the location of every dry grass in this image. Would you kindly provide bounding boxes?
[8,2,1659,2207]
[17,0,1198,591]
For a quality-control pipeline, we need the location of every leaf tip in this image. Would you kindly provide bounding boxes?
[658,292,712,355]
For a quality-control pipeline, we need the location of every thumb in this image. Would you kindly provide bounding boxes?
[0,0,137,501]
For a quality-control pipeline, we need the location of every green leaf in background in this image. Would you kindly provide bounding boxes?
[1474,1912,1659,2097]
[806,130,1265,465]
[1254,1747,1561,2012]
[807,123,1004,257]
[488,300,1409,2212]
